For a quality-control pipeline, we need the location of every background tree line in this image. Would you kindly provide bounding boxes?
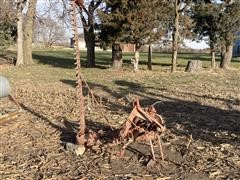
[97,0,240,71]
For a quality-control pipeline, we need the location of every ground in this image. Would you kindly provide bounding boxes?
[0,49,240,179]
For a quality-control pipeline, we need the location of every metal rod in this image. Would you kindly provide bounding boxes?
[9,93,22,111]
[149,139,156,161]
[157,135,164,161]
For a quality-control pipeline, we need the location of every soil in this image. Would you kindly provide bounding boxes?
[1,69,240,179]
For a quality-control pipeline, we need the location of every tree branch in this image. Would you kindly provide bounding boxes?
[82,5,90,16]
[179,0,192,13]
[93,0,102,11]
[78,9,87,27]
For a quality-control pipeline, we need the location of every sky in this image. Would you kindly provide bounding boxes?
[184,40,209,50]
[36,0,73,39]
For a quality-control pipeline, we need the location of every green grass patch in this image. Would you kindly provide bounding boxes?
[31,48,240,70]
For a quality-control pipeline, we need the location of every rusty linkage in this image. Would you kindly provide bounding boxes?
[118,99,165,161]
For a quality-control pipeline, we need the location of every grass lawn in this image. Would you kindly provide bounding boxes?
[32,48,240,69]
[2,48,239,85]
[1,48,240,179]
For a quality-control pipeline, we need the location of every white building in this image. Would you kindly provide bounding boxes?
[70,34,86,50]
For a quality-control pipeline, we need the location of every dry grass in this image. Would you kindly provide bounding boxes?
[1,49,240,179]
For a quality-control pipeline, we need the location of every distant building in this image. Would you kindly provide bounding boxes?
[233,39,240,57]
[70,34,135,52]
[70,34,86,49]
[120,43,135,52]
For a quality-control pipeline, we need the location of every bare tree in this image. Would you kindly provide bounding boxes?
[16,0,37,66]
[76,0,102,67]
[16,0,25,66]
[35,17,66,47]
[48,0,102,67]
[171,0,191,72]
[23,0,37,64]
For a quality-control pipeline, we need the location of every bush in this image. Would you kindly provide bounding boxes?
[0,20,15,55]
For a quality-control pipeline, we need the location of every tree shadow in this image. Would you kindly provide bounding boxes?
[33,53,77,69]
[231,57,240,63]
[149,97,240,145]
[60,79,77,87]
[114,80,240,145]
[19,103,113,144]
[182,92,240,110]
[33,52,108,69]
[60,79,131,113]
[32,50,239,70]
[61,78,240,146]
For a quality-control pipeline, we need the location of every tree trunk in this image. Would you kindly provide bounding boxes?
[210,41,216,70]
[16,1,24,66]
[132,44,140,72]
[84,29,95,67]
[220,45,226,64]
[23,0,37,65]
[83,7,95,68]
[112,43,122,70]
[185,60,202,72]
[220,43,233,69]
[147,43,152,70]
[171,0,179,73]
[78,1,101,68]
